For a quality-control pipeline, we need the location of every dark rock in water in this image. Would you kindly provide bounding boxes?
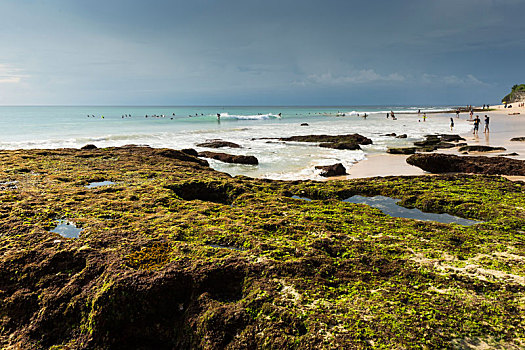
[458,145,506,152]
[438,134,466,142]
[383,133,397,137]
[434,142,456,149]
[387,147,417,155]
[315,163,347,177]
[81,144,97,150]
[413,135,467,152]
[181,148,198,157]
[396,134,407,139]
[279,134,372,145]
[319,142,361,150]
[278,134,372,150]
[510,137,525,142]
[300,123,309,126]
[406,153,525,175]
[501,153,519,156]
[198,151,258,165]
[197,140,242,149]
[414,139,440,147]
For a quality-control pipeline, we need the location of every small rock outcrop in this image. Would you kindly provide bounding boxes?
[300,123,309,126]
[197,140,242,149]
[438,134,466,142]
[198,151,258,165]
[458,145,506,153]
[278,134,372,150]
[406,154,525,176]
[315,163,347,177]
[180,148,199,157]
[396,134,408,139]
[81,144,98,150]
[387,147,417,155]
[412,135,466,152]
[510,137,525,142]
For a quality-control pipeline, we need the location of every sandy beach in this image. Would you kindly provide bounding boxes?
[343,102,525,179]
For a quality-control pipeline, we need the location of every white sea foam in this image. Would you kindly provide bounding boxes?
[219,113,281,120]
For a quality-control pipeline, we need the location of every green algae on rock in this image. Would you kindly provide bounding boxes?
[0,146,524,349]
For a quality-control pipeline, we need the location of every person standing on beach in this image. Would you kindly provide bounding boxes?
[456,110,460,118]
[423,113,427,122]
[469,109,473,120]
[484,115,490,133]
[450,117,454,130]
[473,116,480,135]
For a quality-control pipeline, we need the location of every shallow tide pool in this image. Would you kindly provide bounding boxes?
[86,181,116,188]
[51,220,83,238]
[344,195,481,226]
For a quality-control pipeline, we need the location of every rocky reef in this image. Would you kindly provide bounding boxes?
[407,153,525,175]
[198,151,258,165]
[0,146,524,349]
[276,134,373,150]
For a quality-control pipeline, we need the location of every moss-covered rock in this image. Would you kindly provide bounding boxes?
[0,146,524,349]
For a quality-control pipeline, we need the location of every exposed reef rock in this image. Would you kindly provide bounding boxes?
[410,134,466,152]
[387,147,417,155]
[276,134,372,150]
[314,163,347,177]
[81,144,98,150]
[196,140,242,149]
[198,151,258,165]
[406,153,525,175]
[0,146,524,349]
[458,145,507,153]
[510,137,525,142]
[181,148,199,157]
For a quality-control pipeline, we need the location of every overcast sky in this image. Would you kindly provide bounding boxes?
[1,0,524,105]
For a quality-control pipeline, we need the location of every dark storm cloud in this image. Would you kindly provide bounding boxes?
[0,0,524,105]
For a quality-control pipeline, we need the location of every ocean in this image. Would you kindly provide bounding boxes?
[0,106,470,180]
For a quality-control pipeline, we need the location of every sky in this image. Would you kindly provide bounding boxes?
[0,0,524,106]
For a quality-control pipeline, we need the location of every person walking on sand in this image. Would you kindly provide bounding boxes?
[473,116,480,135]
[484,115,490,133]
[450,117,454,130]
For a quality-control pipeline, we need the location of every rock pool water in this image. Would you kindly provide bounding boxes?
[51,220,83,238]
[86,181,116,188]
[344,195,481,226]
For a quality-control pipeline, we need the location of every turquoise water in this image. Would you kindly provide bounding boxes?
[0,106,467,179]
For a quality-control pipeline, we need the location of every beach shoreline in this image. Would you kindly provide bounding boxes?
[336,102,525,180]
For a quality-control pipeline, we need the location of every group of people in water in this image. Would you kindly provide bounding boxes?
[472,115,490,135]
